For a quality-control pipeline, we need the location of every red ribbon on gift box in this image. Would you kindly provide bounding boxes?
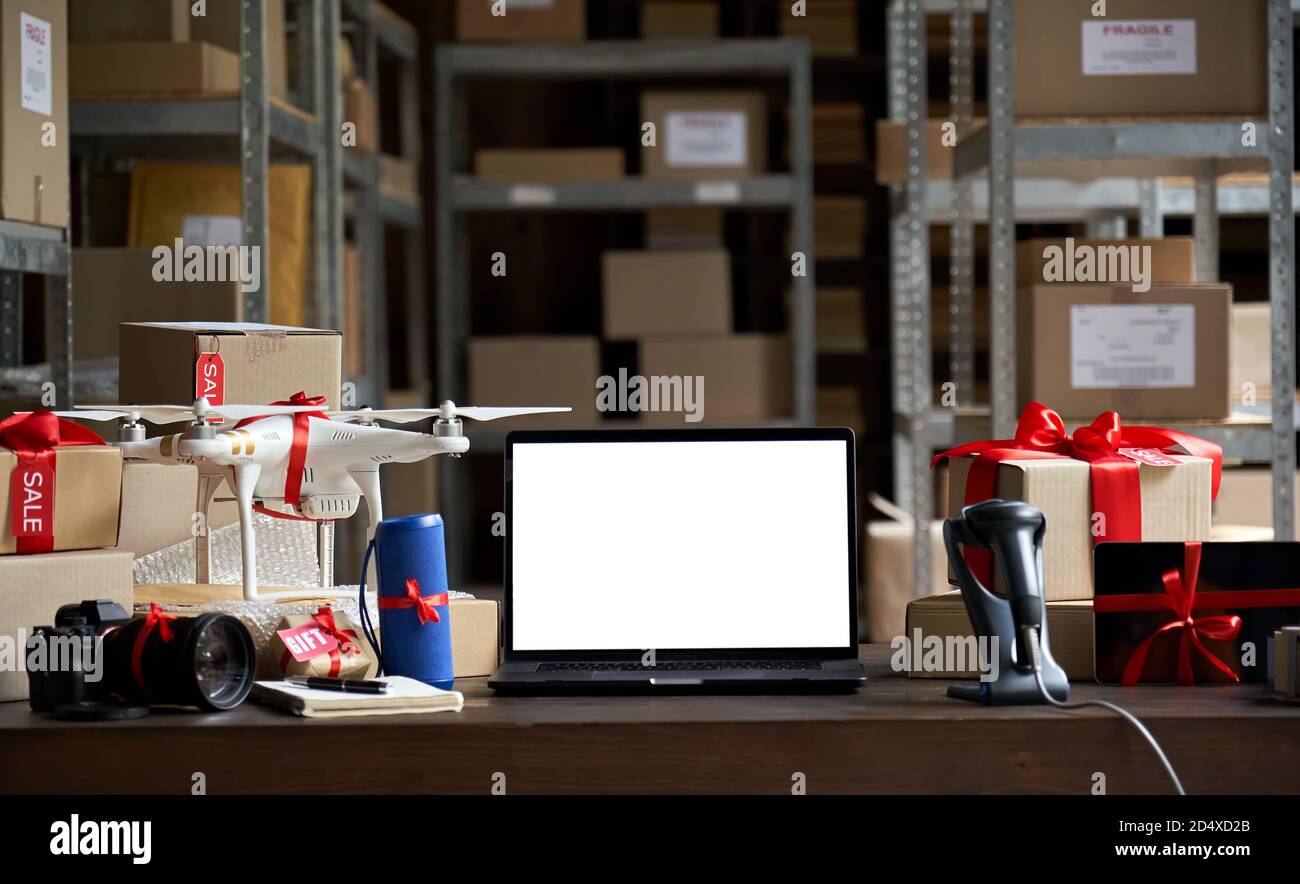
[132,603,177,697]
[379,578,448,626]
[234,392,332,522]
[1093,541,1300,685]
[0,410,107,554]
[278,606,363,677]
[931,402,1223,585]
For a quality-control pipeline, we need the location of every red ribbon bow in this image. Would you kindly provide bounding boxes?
[235,392,330,522]
[932,402,1222,585]
[278,606,363,677]
[131,603,177,697]
[379,578,449,626]
[0,410,106,554]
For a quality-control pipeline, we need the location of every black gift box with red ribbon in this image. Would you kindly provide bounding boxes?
[1094,542,1300,685]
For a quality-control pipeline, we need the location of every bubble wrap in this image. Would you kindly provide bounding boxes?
[132,513,322,587]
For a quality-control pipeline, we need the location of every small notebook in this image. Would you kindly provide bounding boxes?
[251,676,465,719]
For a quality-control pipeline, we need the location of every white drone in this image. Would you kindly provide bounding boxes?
[57,398,568,602]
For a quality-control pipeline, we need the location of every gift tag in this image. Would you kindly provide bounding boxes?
[195,352,225,407]
[1118,447,1180,467]
[10,458,54,539]
[277,623,339,663]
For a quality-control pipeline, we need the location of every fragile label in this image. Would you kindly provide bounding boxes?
[11,459,54,540]
[195,352,225,407]
[666,111,748,168]
[1118,448,1181,468]
[20,13,53,116]
[1070,304,1195,389]
[1082,20,1196,76]
[277,623,339,663]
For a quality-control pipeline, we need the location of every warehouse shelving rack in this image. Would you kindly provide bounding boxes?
[888,0,1300,600]
[434,38,817,579]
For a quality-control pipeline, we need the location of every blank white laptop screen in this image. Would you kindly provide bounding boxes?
[510,439,851,651]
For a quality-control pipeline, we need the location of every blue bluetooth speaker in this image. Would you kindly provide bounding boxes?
[358,513,454,689]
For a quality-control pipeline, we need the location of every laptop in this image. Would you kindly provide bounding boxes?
[488,428,867,691]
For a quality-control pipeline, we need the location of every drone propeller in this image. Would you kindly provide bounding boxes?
[73,402,323,424]
[327,402,571,425]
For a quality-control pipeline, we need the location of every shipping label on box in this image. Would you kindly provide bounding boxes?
[1070,304,1195,390]
[665,110,748,168]
[1082,19,1197,76]
[642,91,767,180]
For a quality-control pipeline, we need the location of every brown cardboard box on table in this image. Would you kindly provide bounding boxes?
[72,248,241,360]
[69,41,239,96]
[642,1,717,39]
[864,518,946,644]
[456,0,585,42]
[1,0,68,228]
[127,162,313,327]
[69,0,190,41]
[1016,237,1197,287]
[641,91,767,180]
[1017,283,1232,420]
[602,249,731,339]
[0,550,134,701]
[1013,0,1267,117]
[638,335,791,426]
[947,453,1212,601]
[469,336,601,429]
[0,443,121,555]
[1213,466,1300,531]
[451,597,500,678]
[115,462,236,558]
[474,148,624,182]
[119,322,343,412]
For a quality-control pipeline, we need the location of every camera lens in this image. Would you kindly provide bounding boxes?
[103,612,255,712]
[191,616,254,710]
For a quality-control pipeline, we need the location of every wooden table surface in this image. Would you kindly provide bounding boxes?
[3,645,1298,794]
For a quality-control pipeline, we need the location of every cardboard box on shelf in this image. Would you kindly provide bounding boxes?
[381,455,439,520]
[69,41,239,97]
[865,517,946,644]
[645,206,724,247]
[469,336,601,429]
[0,432,121,555]
[343,242,363,378]
[805,102,866,166]
[905,591,1094,680]
[1,0,68,228]
[127,162,312,327]
[1231,302,1271,402]
[119,322,343,412]
[1213,466,1300,530]
[187,0,287,100]
[473,148,624,182]
[0,550,135,700]
[641,91,767,180]
[1013,0,1267,118]
[638,335,791,426]
[71,248,241,360]
[456,0,585,42]
[813,196,864,260]
[1016,237,1197,288]
[642,1,717,39]
[947,453,1212,601]
[69,0,189,41]
[817,386,863,437]
[379,154,419,204]
[602,249,731,339]
[779,0,856,56]
[875,119,986,184]
[344,78,378,153]
[812,287,866,354]
[1017,283,1232,420]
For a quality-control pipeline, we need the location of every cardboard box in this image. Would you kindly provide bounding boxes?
[69,0,189,41]
[638,335,791,425]
[0,549,135,700]
[456,0,585,42]
[645,206,723,248]
[1,0,68,228]
[127,162,313,327]
[72,248,241,360]
[642,1,717,39]
[451,597,500,678]
[813,287,866,354]
[473,148,624,182]
[1017,283,1232,420]
[1017,237,1197,288]
[1213,466,1300,530]
[1013,0,1267,118]
[904,591,1094,681]
[69,41,239,97]
[948,453,1212,600]
[469,336,600,429]
[813,196,864,260]
[344,77,377,153]
[641,91,767,180]
[379,154,419,204]
[381,455,439,520]
[779,0,856,56]
[115,462,236,558]
[119,322,343,412]
[1231,302,1270,403]
[865,519,946,643]
[0,443,121,555]
[875,119,986,185]
[343,242,362,378]
[188,0,287,100]
[602,249,731,339]
[817,386,863,437]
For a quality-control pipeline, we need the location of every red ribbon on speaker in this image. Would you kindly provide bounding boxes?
[379,578,448,626]
[131,603,177,697]
[0,410,106,554]
[234,392,331,522]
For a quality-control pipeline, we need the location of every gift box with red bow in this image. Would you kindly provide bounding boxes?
[1094,542,1300,685]
[934,402,1221,601]
[267,607,377,679]
[1,411,123,555]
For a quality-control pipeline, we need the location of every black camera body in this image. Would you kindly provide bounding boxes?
[26,600,132,713]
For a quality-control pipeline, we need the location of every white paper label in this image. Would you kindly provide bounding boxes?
[1071,304,1195,389]
[20,13,52,116]
[182,215,243,248]
[508,184,556,206]
[693,181,740,204]
[666,111,748,168]
[1082,20,1196,76]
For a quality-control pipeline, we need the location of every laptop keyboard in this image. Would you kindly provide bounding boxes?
[536,660,824,672]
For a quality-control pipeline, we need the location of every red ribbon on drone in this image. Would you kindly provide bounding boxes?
[379,578,448,626]
[0,410,107,554]
[131,603,177,697]
[234,392,332,522]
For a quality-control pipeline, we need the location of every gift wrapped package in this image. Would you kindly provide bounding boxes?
[939,403,1218,601]
[267,607,377,680]
[1094,542,1300,685]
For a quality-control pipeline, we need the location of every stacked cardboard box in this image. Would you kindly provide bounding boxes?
[602,249,731,340]
[816,386,864,438]
[641,1,717,39]
[644,207,724,249]
[779,0,856,56]
[468,336,601,429]
[0,0,68,229]
[809,103,866,166]
[812,288,866,355]
[875,119,986,185]
[641,90,767,180]
[813,197,864,260]
[474,148,624,182]
[456,0,585,42]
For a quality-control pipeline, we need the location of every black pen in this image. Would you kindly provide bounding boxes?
[285,676,390,694]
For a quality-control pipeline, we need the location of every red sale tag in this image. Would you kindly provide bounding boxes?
[1118,447,1180,467]
[276,623,339,663]
[10,459,54,539]
[195,352,225,406]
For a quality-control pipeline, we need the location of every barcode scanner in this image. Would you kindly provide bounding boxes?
[944,499,1069,706]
